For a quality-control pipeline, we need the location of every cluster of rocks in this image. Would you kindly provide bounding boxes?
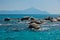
[4,16,60,30]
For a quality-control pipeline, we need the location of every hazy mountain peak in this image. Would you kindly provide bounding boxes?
[25,7,38,10]
[21,7,49,14]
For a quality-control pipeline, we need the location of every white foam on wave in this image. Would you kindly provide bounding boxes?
[38,27,50,31]
[0,24,2,25]
[42,24,60,26]
[51,24,59,26]
[32,27,50,31]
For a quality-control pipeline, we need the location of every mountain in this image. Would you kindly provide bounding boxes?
[0,8,49,14]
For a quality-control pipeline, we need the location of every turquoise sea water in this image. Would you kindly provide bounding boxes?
[0,14,60,40]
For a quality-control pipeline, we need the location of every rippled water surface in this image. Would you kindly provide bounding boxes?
[0,14,60,40]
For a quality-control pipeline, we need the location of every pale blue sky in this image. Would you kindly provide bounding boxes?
[0,0,60,14]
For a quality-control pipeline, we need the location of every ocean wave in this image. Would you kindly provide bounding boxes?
[0,24,15,26]
[39,27,50,30]
[41,24,60,26]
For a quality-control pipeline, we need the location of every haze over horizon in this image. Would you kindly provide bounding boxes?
[0,0,60,14]
[0,7,49,14]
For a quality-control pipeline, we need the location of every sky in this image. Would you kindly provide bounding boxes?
[0,0,60,14]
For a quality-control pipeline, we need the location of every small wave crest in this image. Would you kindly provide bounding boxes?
[42,24,60,26]
[0,24,14,26]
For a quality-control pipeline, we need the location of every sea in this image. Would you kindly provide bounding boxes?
[0,14,60,40]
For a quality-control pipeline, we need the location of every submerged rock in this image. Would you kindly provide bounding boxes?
[4,18,11,21]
